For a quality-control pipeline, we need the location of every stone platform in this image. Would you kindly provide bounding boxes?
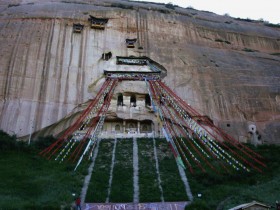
[84,201,189,210]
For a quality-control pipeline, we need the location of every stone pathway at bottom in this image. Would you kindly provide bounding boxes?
[83,201,191,210]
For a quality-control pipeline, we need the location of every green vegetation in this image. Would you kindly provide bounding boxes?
[270,52,280,56]
[85,140,114,202]
[110,138,134,202]
[111,3,134,10]
[1,130,279,209]
[0,131,87,209]
[264,23,280,28]
[8,4,20,8]
[165,3,176,10]
[242,48,258,52]
[186,144,280,210]
[156,139,188,201]
[138,138,161,202]
[61,1,89,5]
[234,17,254,22]
[86,138,189,203]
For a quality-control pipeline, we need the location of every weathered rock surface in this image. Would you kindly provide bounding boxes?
[0,0,279,143]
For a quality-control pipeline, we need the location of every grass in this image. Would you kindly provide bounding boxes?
[85,139,115,202]
[110,138,134,202]
[0,131,87,209]
[138,138,161,202]
[186,144,280,210]
[86,138,190,203]
[156,138,188,201]
[1,130,279,209]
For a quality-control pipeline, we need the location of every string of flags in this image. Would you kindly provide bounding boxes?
[40,77,265,173]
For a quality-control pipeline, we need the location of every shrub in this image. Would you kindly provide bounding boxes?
[264,23,280,28]
[8,4,20,8]
[165,3,176,10]
[32,135,57,150]
[0,130,17,150]
[215,39,224,42]
[242,48,257,52]
[234,17,254,22]
[111,3,133,10]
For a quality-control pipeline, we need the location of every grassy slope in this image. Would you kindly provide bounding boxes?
[1,131,279,209]
[0,132,87,209]
[186,144,280,210]
[156,138,189,201]
[85,139,114,202]
[86,138,189,203]
[138,138,161,202]
[110,138,134,202]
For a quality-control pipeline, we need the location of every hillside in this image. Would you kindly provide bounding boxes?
[0,132,280,209]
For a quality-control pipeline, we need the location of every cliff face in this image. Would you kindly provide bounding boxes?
[0,0,279,143]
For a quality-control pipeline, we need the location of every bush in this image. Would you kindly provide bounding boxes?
[0,130,17,150]
[32,135,57,150]
[242,48,257,52]
[165,3,176,10]
[8,4,20,8]
[234,17,254,22]
[111,3,134,10]
[264,23,280,28]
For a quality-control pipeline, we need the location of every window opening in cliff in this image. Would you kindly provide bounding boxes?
[117,94,123,106]
[102,52,112,61]
[129,123,136,129]
[142,125,148,132]
[227,123,230,127]
[126,38,137,48]
[141,124,151,133]
[73,23,84,33]
[88,15,108,30]
[130,95,136,107]
[145,94,151,106]
[115,124,121,131]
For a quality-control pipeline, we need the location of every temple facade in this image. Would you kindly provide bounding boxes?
[100,91,160,138]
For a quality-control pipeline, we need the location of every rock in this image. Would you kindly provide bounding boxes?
[0,0,279,144]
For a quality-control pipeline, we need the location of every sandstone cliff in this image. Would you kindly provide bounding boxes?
[0,0,279,143]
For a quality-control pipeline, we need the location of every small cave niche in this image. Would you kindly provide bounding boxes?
[73,23,84,33]
[117,93,123,106]
[126,38,137,48]
[145,94,151,106]
[130,94,136,107]
[88,15,109,30]
[102,51,112,61]
[227,123,230,127]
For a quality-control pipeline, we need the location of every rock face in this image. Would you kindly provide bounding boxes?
[0,0,279,144]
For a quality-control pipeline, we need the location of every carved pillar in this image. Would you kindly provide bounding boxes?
[123,120,126,133]
[137,121,140,134]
